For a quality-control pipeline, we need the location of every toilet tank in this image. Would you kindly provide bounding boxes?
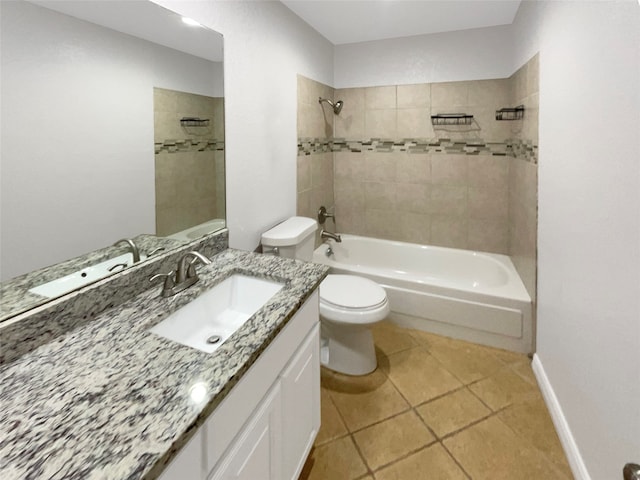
[261,217,317,261]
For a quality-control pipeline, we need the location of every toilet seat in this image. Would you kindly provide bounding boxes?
[319,274,390,325]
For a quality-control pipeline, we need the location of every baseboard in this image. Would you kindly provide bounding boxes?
[532,354,591,480]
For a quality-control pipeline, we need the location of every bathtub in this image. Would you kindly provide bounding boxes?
[167,219,226,242]
[313,234,532,354]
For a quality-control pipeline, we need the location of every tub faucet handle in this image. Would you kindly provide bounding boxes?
[318,206,335,225]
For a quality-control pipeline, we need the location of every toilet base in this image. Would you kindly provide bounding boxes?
[320,319,377,376]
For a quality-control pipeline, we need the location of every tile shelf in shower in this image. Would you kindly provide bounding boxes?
[180,117,210,127]
[430,113,474,126]
[495,105,525,121]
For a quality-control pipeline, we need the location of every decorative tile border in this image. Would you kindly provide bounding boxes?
[298,137,537,164]
[155,138,224,154]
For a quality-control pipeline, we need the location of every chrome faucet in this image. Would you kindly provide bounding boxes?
[176,251,211,285]
[320,229,342,243]
[150,250,211,297]
[113,238,141,263]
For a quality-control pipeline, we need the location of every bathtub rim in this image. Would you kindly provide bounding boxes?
[313,234,531,305]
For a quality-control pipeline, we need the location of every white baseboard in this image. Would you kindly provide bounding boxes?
[532,354,591,480]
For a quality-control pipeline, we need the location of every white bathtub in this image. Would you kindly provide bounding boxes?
[313,234,532,354]
[167,219,226,242]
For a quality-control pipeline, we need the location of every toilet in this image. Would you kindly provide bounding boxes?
[261,217,389,375]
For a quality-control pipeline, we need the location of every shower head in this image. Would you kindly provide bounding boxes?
[319,97,344,115]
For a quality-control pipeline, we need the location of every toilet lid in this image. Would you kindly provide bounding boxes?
[320,274,387,310]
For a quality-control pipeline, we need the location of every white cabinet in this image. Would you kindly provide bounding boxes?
[210,383,282,480]
[158,290,320,480]
[157,429,204,480]
[280,326,320,480]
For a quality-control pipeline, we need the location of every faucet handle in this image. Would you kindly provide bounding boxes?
[150,271,176,297]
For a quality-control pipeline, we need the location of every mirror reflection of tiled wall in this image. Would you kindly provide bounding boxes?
[296,54,538,302]
[154,87,225,236]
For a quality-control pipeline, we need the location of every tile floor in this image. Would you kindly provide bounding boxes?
[299,320,573,480]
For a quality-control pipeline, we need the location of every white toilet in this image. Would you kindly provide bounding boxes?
[261,217,389,375]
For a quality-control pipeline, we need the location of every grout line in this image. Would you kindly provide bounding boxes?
[369,440,439,475]
[348,433,374,478]
[439,439,474,480]
[465,383,497,412]
[438,409,503,443]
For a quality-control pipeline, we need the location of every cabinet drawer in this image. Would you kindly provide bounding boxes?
[204,291,319,473]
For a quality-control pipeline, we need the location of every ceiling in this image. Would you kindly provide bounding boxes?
[281,0,522,45]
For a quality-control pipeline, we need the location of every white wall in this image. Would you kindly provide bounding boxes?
[152,0,334,252]
[0,0,221,280]
[512,1,640,479]
[334,25,514,88]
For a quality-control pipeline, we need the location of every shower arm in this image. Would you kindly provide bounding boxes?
[318,97,344,115]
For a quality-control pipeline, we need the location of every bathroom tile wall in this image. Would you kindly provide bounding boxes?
[331,78,517,253]
[296,54,537,261]
[297,75,335,240]
[334,151,510,251]
[508,54,539,301]
[154,87,225,236]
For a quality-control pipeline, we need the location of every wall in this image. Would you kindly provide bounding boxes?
[153,0,334,251]
[296,75,335,240]
[154,87,225,236]
[0,1,220,280]
[512,2,640,479]
[508,55,539,303]
[334,25,514,88]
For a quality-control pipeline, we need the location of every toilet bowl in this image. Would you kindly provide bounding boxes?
[319,274,389,375]
[260,216,390,376]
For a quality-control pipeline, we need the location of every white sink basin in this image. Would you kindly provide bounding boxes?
[29,253,148,299]
[149,274,284,353]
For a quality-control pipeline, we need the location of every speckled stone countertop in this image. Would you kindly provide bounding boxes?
[0,249,328,479]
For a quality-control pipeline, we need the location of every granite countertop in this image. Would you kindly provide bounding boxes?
[0,249,328,479]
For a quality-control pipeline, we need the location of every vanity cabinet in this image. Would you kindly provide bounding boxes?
[159,290,320,480]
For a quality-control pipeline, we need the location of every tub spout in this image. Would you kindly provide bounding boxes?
[321,229,342,243]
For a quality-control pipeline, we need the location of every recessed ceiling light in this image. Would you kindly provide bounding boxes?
[182,17,202,27]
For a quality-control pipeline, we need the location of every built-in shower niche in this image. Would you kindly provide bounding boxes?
[154,87,225,237]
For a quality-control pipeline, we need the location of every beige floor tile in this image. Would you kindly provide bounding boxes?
[352,411,435,470]
[316,389,349,445]
[405,328,449,351]
[468,367,539,411]
[326,369,410,432]
[374,444,467,480]
[416,388,491,438]
[372,321,417,356]
[489,346,531,366]
[510,359,538,385]
[443,416,570,480]
[299,436,369,480]
[498,393,573,477]
[428,339,504,384]
[382,347,462,405]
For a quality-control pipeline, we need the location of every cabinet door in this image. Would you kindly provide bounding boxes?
[280,324,320,480]
[209,383,282,480]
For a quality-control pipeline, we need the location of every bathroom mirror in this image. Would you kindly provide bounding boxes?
[0,0,225,320]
